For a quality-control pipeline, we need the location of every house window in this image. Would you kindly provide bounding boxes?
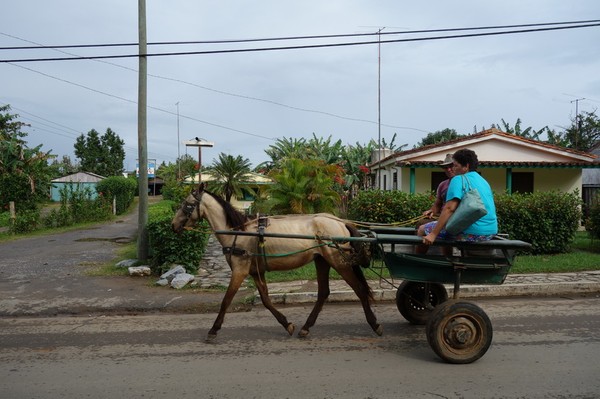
[237,188,256,201]
[512,172,534,193]
[431,172,447,192]
[393,171,398,190]
[383,174,387,190]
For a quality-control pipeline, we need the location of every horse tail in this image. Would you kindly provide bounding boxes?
[345,223,371,268]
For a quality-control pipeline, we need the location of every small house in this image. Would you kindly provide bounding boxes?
[50,172,105,202]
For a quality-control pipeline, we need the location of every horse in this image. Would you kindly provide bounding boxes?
[171,183,382,341]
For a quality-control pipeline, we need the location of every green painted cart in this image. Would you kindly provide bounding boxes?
[367,227,531,364]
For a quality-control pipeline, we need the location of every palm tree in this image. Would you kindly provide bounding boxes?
[206,153,252,202]
[259,158,341,215]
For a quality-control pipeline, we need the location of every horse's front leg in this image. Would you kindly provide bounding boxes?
[251,271,295,336]
[298,258,330,338]
[207,267,248,342]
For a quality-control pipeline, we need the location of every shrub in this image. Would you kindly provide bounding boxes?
[146,200,209,275]
[584,196,600,241]
[161,179,193,203]
[0,174,38,211]
[495,190,582,254]
[347,190,435,225]
[96,176,137,215]
[42,184,112,228]
[9,208,41,234]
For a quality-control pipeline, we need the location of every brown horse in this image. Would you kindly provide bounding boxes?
[171,184,382,341]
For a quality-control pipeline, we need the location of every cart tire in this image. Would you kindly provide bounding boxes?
[426,300,493,364]
[396,281,448,325]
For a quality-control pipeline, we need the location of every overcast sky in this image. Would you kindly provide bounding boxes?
[2,1,600,171]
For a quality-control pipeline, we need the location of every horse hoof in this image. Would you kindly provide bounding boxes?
[205,333,217,343]
[286,323,295,336]
[298,329,310,338]
[373,324,383,336]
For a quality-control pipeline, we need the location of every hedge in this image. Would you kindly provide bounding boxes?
[96,176,137,215]
[147,200,209,275]
[347,190,435,224]
[348,189,582,255]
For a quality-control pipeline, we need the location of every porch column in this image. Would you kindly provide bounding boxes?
[410,167,416,194]
[506,168,512,194]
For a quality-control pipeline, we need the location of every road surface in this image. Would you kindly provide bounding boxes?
[1,296,599,398]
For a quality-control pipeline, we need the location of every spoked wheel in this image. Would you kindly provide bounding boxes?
[396,281,448,325]
[426,300,493,364]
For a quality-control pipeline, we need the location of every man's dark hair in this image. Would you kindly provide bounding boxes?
[453,148,479,171]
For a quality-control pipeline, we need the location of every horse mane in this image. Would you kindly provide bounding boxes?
[204,190,250,231]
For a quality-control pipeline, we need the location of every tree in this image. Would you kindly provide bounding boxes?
[258,158,341,215]
[206,153,252,202]
[0,105,54,210]
[156,154,197,182]
[74,128,125,176]
[415,128,464,147]
[561,110,600,152]
[49,155,80,177]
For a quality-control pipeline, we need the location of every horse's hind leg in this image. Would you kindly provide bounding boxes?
[298,257,330,338]
[207,268,247,342]
[251,271,295,336]
[335,265,383,336]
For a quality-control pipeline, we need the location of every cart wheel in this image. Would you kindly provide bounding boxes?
[396,281,448,325]
[426,300,493,364]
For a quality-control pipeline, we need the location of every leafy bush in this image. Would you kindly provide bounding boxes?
[347,190,435,224]
[495,191,582,254]
[96,176,137,215]
[42,184,111,228]
[584,196,600,241]
[0,173,38,211]
[147,200,209,275]
[9,208,41,234]
[161,179,193,203]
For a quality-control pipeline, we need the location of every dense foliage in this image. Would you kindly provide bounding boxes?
[42,184,112,229]
[96,176,137,215]
[257,158,342,215]
[74,128,125,176]
[146,201,209,275]
[348,190,435,224]
[493,191,582,254]
[0,105,54,210]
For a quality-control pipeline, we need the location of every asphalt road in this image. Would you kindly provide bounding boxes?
[1,297,599,399]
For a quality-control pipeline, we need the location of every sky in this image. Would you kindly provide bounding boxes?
[2,1,600,172]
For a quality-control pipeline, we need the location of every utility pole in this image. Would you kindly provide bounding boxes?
[571,97,585,149]
[137,0,149,261]
[377,27,384,190]
[176,102,181,179]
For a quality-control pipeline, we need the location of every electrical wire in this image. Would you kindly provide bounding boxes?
[1,21,599,63]
[1,19,599,50]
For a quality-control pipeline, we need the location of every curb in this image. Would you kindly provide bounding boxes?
[265,281,600,305]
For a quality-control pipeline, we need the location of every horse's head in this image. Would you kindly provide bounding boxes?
[171,184,206,234]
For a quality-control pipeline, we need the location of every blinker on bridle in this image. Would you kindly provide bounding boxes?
[180,190,202,219]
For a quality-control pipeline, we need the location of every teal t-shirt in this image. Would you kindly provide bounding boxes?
[445,171,498,235]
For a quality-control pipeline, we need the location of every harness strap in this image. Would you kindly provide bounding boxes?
[222,247,247,256]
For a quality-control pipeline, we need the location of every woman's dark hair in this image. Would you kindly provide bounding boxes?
[453,148,479,171]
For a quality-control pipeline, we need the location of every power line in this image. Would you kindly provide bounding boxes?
[1,21,599,63]
[1,19,598,50]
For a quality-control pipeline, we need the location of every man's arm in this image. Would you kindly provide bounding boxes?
[422,198,459,245]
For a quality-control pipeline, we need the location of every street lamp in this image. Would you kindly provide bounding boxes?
[183,137,214,183]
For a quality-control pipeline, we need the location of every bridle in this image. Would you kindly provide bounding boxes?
[179,190,202,223]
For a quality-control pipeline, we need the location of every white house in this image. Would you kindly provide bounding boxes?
[369,128,600,196]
